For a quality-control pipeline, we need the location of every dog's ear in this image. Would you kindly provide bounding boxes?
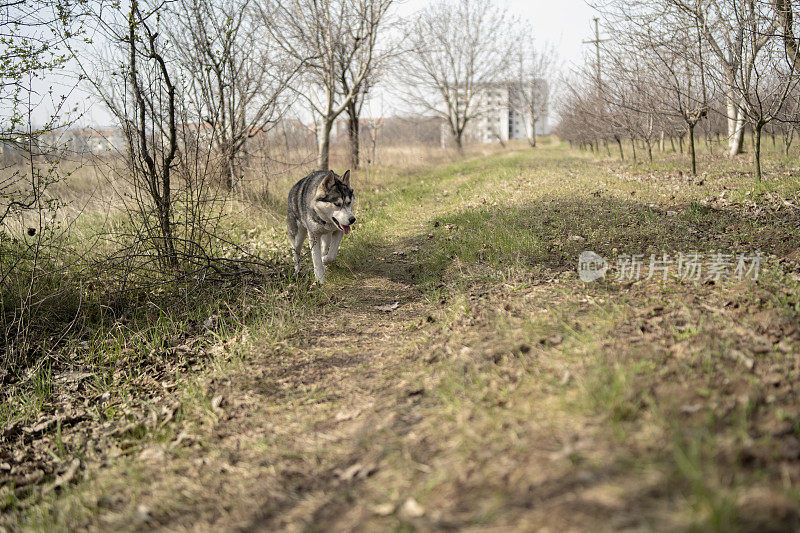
[340,169,351,186]
[320,170,336,191]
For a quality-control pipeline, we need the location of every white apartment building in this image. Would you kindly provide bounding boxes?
[468,80,549,144]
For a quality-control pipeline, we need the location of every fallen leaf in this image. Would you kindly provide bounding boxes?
[400,497,425,518]
[372,502,396,516]
[727,349,754,371]
[376,301,400,312]
[134,504,152,524]
[335,409,361,422]
[211,395,224,414]
[337,463,363,480]
[776,340,792,354]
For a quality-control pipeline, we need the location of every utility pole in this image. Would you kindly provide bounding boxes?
[582,17,608,92]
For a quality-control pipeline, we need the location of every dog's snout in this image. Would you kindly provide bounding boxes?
[348,215,356,225]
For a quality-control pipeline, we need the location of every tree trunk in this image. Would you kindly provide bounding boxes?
[616,137,624,160]
[659,130,665,152]
[646,139,652,162]
[688,122,697,176]
[725,78,745,156]
[317,119,333,171]
[631,138,637,161]
[346,99,360,170]
[754,122,763,181]
[454,132,464,154]
[670,136,675,152]
[728,104,745,157]
[224,150,237,190]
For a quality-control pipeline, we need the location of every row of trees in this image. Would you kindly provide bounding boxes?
[76,0,395,187]
[556,0,800,179]
[5,0,560,187]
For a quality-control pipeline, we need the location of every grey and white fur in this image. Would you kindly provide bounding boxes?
[287,169,356,282]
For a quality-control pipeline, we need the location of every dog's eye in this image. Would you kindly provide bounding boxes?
[335,201,343,207]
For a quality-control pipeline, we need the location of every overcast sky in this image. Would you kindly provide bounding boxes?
[396,0,599,70]
[37,0,601,128]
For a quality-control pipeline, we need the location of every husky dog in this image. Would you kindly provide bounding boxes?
[287,169,356,283]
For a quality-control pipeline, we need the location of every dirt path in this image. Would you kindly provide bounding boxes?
[100,241,451,531]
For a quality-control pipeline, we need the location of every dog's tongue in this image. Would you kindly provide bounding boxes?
[342,225,351,235]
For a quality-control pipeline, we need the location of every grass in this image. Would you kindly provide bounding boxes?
[2,137,800,530]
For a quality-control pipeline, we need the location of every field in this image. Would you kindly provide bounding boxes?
[3,139,800,531]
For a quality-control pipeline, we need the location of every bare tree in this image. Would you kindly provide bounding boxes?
[511,38,558,148]
[171,0,299,189]
[124,0,178,263]
[734,0,799,179]
[337,20,399,170]
[74,0,213,266]
[340,69,371,169]
[400,0,517,153]
[266,0,394,171]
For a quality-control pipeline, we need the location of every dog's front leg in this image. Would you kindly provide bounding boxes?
[309,235,325,283]
[323,231,343,265]
[320,233,331,260]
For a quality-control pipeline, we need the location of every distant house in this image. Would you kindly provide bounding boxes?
[466,80,549,144]
[85,128,126,154]
[39,128,127,156]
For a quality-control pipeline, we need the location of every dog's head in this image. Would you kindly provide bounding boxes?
[314,169,356,234]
